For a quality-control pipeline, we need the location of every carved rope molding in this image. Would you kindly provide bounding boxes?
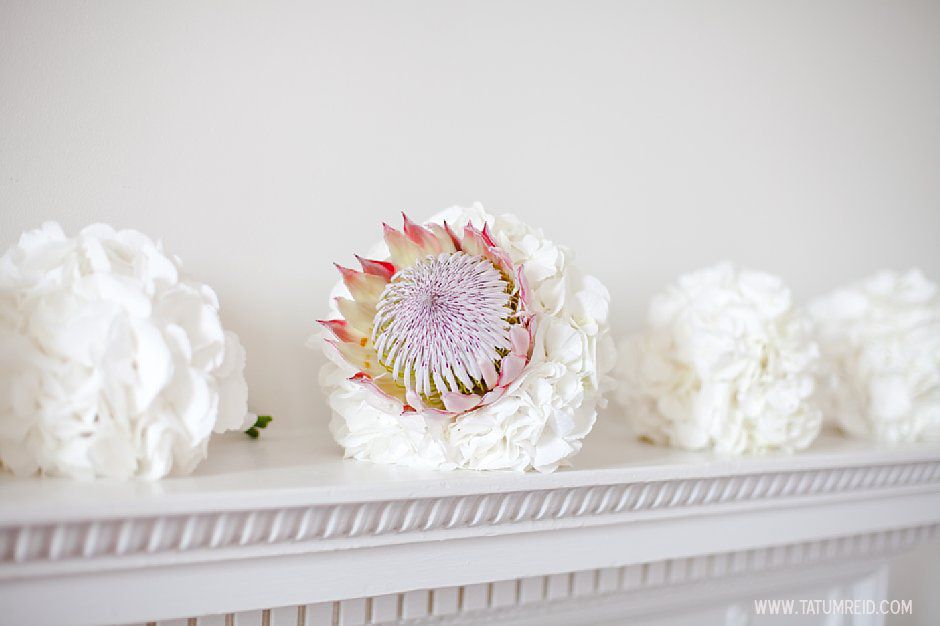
[178,524,940,626]
[2,459,938,569]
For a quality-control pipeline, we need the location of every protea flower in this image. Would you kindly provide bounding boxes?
[317,204,615,473]
[320,214,533,416]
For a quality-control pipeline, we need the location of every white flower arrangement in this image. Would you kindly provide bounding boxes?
[0,222,252,480]
[317,204,616,472]
[615,263,821,454]
[809,269,940,443]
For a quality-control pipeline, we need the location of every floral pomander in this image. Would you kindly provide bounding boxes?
[809,269,940,443]
[318,204,615,472]
[615,263,821,454]
[0,223,251,479]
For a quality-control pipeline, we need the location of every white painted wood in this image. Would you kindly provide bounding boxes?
[622,563,644,590]
[518,576,544,605]
[491,579,518,607]
[400,590,430,620]
[368,595,399,624]
[459,583,489,612]
[302,603,333,626]
[431,586,458,617]
[168,554,908,626]
[267,606,297,626]
[597,567,620,593]
[0,420,936,625]
[233,609,263,626]
[2,424,938,524]
[338,598,367,625]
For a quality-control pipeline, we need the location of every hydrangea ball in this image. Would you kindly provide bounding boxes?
[616,263,821,454]
[809,269,940,443]
[0,223,252,479]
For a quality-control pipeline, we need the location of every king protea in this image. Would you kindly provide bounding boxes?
[318,204,615,473]
[321,214,533,416]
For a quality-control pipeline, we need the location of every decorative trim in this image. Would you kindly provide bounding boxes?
[169,524,938,626]
[2,460,938,569]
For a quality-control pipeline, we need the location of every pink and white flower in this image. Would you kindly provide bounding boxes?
[317,204,615,472]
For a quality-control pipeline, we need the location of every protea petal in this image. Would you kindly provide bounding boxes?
[349,371,405,405]
[516,266,532,309]
[481,386,506,405]
[355,255,396,281]
[460,224,515,280]
[405,389,425,411]
[460,224,489,258]
[335,264,387,306]
[510,325,530,357]
[489,246,517,279]
[318,319,364,344]
[428,224,458,253]
[327,339,381,376]
[402,213,442,255]
[421,407,457,420]
[441,391,482,413]
[443,221,461,250]
[479,357,498,388]
[383,222,423,267]
[335,297,375,335]
[497,353,526,387]
[481,222,497,247]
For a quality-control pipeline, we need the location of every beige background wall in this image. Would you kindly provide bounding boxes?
[1,2,939,621]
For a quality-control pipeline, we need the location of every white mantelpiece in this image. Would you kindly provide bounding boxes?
[1,419,938,626]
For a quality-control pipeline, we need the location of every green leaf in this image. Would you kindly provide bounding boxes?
[244,415,273,439]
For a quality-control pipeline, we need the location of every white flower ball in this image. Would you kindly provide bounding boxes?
[318,204,616,472]
[616,263,821,454]
[0,222,252,480]
[808,269,940,443]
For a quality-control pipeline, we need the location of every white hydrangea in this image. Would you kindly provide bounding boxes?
[0,222,252,480]
[808,269,940,443]
[616,263,821,454]
[318,204,616,472]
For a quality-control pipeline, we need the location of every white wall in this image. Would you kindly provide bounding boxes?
[1,1,938,618]
[3,0,939,427]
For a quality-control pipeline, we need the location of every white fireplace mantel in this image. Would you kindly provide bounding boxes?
[1,419,938,626]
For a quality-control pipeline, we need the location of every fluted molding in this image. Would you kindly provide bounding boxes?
[163,524,938,626]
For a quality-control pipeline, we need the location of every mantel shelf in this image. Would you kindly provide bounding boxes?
[2,420,938,523]
[2,418,939,626]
